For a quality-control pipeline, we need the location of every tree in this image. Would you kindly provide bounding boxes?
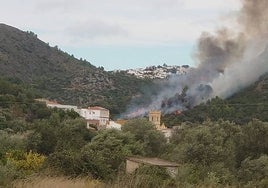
[46,150,84,176]
[0,131,26,163]
[122,118,167,157]
[235,119,268,165]
[169,120,238,184]
[238,155,268,187]
[80,129,143,180]
[26,120,57,155]
[206,97,235,121]
[54,119,95,151]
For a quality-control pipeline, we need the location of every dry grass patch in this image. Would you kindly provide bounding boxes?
[12,176,105,188]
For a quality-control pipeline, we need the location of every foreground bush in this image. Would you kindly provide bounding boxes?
[0,162,20,186]
[112,165,176,188]
[6,150,45,176]
[80,129,144,180]
[238,155,268,187]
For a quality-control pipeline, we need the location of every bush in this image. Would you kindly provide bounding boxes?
[6,150,46,176]
[80,129,144,180]
[0,162,21,187]
[46,150,83,176]
[122,118,167,157]
[238,155,268,186]
[114,165,176,188]
[0,131,26,162]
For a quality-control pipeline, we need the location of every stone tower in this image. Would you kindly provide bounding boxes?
[149,111,166,130]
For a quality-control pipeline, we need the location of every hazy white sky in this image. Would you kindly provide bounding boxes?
[0,0,241,70]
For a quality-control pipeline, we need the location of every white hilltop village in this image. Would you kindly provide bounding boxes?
[114,64,191,79]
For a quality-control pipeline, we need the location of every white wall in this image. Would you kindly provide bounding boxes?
[47,104,78,112]
[79,108,109,126]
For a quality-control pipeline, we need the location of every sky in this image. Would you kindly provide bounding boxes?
[0,0,241,70]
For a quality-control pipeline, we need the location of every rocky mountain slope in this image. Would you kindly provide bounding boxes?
[0,24,151,115]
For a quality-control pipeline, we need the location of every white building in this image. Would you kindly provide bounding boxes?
[36,99,110,129]
[106,121,122,130]
[79,106,110,129]
[35,99,79,112]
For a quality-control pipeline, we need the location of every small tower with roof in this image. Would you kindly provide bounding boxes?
[149,110,166,130]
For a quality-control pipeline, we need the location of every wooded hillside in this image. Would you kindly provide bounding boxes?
[0,24,151,115]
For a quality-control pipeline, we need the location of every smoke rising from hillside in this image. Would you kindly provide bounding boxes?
[122,0,268,118]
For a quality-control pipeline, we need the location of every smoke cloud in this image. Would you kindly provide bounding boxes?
[122,0,268,118]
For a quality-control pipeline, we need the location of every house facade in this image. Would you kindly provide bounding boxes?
[79,106,110,128]
[36,99,110,129]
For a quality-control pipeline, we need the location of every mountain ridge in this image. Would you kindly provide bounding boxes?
[0,23,151,115]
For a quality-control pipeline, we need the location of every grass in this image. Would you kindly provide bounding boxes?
[11,176,105,188]
[10,175,239,188]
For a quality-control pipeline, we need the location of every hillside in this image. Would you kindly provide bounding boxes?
[1,23,267,120]
[163,72,268,126]
[0,24,151,115]
[1,24,268,188]
[1,75,267,188]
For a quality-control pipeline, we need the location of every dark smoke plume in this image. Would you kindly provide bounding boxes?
[122,0,268,118]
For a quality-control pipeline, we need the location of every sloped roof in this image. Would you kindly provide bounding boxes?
[127,156,179,167]
[88,106,108,111]
[35,98,59,105]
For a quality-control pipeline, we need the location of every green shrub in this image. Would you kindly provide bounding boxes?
[238,155,268,186]
[0,162,21,186]
[6,150,46,176]
[114,165,176,188]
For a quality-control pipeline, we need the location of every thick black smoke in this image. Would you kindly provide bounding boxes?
[122,0,268,118]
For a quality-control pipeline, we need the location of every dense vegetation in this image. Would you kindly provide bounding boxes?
[1,23,268,187]
[0,24,152,116]
[1,78,268,188]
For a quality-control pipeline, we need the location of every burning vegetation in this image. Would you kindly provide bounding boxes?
[123,0,268,118]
